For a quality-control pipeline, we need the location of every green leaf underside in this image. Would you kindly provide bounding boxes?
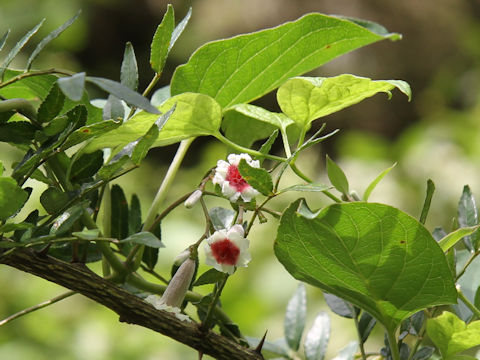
[121,42,139,91]
[171,13,401,108]
[84,92,221,153]
[58,72,85,102]
[363,163,397,201]
[285,283,307,351]
[277,75,411,127]
[304,312,330,360]
[279,183,331,194]
[458,185,480,251]
[326,155,349,195]
[427,311,480,358]
[120,232,164,248]
[274,200,457,331]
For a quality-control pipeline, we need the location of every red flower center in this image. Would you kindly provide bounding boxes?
[226,165,249,192]
[211,239,240,265]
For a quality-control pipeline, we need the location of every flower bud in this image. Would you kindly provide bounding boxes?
[184,189,202,208]
[160,258,195,308]
[173,249,190,266]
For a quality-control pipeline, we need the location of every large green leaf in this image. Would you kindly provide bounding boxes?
[83,92,221,152]
[427,311,480,359]
[171,14,401,108]
[277,75,411,127]
[274,200,457,331]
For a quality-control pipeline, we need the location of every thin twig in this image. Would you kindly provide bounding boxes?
[0,291,76,326]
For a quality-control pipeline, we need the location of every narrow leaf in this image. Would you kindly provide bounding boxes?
[0,177,28,220]
[61,119,120,150]
[87,76,160,114]
[50,201,87,235]
[37,82,65,123]
[0,19,44,79]
[120,231,164,248]
[458,185,480,251]
[238,158,273,196]
[27,11,81,70]
[304,312,330,360]
[58,72,85,101]
[419,179,435,225]
[69,151,103,182]
[257,129,278,164]
[111,184,129,240]
[120,42,139,91]
[0,222,34,234]
[169,7,192,52]
[438,226,480,252]
[150,4,175,73]
[358,312,377,342]
[326,155,349,196]
[324,293,356,318]
[0,30,10,53]
[171,13,402,108]
[279,183,331,194]
[103,94,125,120]
[128,194,141,235]
[284,283,307,351]
[363,163,397,201]
[412,347,435,360]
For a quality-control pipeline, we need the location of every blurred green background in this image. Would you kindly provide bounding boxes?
[1,0,480,359]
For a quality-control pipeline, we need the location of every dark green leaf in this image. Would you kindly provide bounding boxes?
[358,312,376,342]
[458,185,480,251]
[0,69,57,101]
[170,7,191,52]
[411,347,434,360]
[304,312,330,360]
[97,155,129,180]
[194,268,225,286]
[285,283,307,351]
[238,158,273,196]
[0,30,10,53]
[120,42,138,91]
[120,231,164,248]
[257,129,278,165]
[43,115,68,136]
[27,11,80,71]
[274,200,457,331]
[475,287,480,310]
[0,110,15,124]
[103,94,124,120]
[87,76,159,114]
[279,183,331,194]
[111,184,129,240]
[0,121,36,145]
[363,163,397,202]
[37,82,65,123]
[209,207,236,230]
[40,186,70,214]
[324,293,357,318]
[13,210,40,241]
[58,73,85,101]
[171,14,401,108]
[0,222,34,234]
[49,201,88,235]
[0,177,28,220]
[128,194,141,235]
[72,229,100,240]
[0,19,44,79]
[69,150,103,182]
[142,221,161,269]
[150,4,175,73]
[326,155,349,196]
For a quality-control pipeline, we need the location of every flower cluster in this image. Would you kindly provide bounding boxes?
[204,224,251,275]
[212,153,260,202]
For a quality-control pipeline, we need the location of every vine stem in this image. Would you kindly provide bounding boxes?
[385,327,400,360]
[0,291,76,326]
[457,287,480,319]
[142,137,194,231]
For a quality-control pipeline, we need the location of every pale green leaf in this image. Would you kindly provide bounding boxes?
[72,229,100,241]
[326,155,349,195]
[363,163,396,201]
[458,185,480,251]
[58,72,85,101]
[274,200,457,331]
[171,13,401,108]
[121,42,138,91]
[0,30,10,53]
[277,75,411,127]
[169,7,192,52]
[120,231,164,248]
[304,312,330,360]
[278,183,331,194]
[83,92,221,152]
[285,283,307,351]
[150,4,174,73]
[438,226,480,252]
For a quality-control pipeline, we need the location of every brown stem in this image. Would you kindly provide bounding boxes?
[0,248,262,360]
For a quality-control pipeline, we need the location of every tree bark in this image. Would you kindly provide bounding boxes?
[0,248,263,360]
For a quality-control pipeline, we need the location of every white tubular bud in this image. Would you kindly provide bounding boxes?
[160,258,195,308]
[184,189,202,209]
[173,249,190,266]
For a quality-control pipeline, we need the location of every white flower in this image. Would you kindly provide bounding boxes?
[212,153,260,202]
[145,295,192,322]
[204,224,251,275]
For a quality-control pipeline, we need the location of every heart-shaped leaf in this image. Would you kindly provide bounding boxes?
[274,200,457,331]
[171,14,401,108]
[277,75,411,128]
